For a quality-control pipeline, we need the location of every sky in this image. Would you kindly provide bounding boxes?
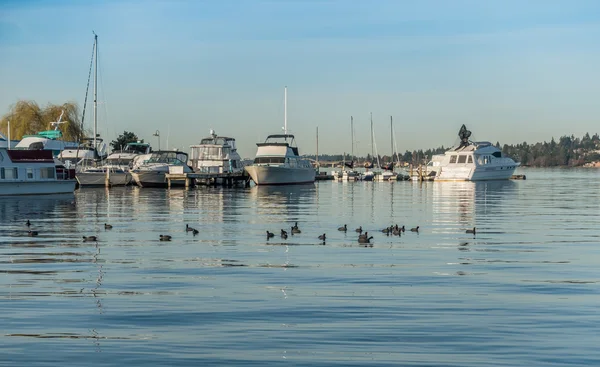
[1,0,599,158]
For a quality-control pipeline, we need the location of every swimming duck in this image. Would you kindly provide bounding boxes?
[466,227,476,235]
[399,225,405,233]
[318,233,326,241]
[104,223,113,230]
[28,230,38,237]
[292,222,299,230]
[338,224,347,232]
[267,231,275,239]
[392,227,401,236]
[358,235,373,244]
[159,235,172,241]
[185,224,196,232]
[358,231,368,239]
[83,236,98,242]
[291,226,301,234]
[355,226,363,233]
[281,229,288,239]
[26,220,31,227]
[192,228,199,236]
[410,226,419,232]
[382,226,391,234]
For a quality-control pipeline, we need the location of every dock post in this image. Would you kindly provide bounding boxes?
[105,169,110,187]
[167,176,171,188]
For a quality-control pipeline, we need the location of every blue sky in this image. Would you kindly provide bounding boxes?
[1,0,599,158]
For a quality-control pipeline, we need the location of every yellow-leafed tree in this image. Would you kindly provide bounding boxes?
[0,100,87,141]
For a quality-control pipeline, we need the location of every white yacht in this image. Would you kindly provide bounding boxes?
[188,130,244,184]
[422,125,520,181]
[244,87,315,186]
[76,142,152,187]
[131,150,193,187]
[14,111,79,156]
[0,147,76,195]
[245,134,315,185]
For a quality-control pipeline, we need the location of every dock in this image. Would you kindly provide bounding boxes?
[165,171,250,188]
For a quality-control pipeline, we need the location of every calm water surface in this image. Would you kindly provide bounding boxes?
[1,168,599,366]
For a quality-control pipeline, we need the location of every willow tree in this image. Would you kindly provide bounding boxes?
[0,100,87,141]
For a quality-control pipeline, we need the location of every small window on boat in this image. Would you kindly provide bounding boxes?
[3,167,17,179]
[467,155,473,164]
[254,157,285,164]
[27,168,33,179]
[492,152,501,158]
[0,168,4,179]
[449,155,457,164]
[457,155,467,164]
[40,167,55,179]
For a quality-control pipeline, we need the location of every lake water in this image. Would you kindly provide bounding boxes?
[1,168,599,366]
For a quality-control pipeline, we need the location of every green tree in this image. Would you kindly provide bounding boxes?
[0,100,86,141]
[111,131,141,152]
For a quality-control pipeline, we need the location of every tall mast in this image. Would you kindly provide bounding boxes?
[316,126,319,169]
[283,86,287,135]
[370,112,374,159]
[390,116,393,169]
[350,116,354,162]
[93,32,98,151]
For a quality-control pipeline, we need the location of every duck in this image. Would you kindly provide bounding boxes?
[266,231,275,239]
[83,236,98,242]
[358,231,368,239]
[382,227,391,234]
[466,227,476,235]
[185,224,195,232]
[292,222,299,230]
[291,226,301,234]
[355,226,363,233]
[280,229,288,239]
[192,228,199,236]
[338,224,347,232]
[27,230,38,237]
[318,233,326,241]
[399,225,405,233]
[358,235,373,244]
[392,227,401,236]
[104,223,113,230]
[159,235,172,241]
[410,226,419,232]
[26,220,31,227]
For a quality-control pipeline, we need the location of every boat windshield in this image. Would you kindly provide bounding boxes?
[147,151,187,165]
[124,143,150,154]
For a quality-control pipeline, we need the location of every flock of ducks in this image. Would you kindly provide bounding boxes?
[23,219,477,244]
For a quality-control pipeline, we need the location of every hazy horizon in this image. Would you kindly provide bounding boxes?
[1,1,599,158]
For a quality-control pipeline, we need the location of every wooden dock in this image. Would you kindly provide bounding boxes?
[165,171,250,188]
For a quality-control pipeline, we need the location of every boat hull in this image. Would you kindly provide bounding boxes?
[131,171,187,188]
[76,171,132,187]
[436,165,518,181]
[0,180,76,196]
[245,165,315,185]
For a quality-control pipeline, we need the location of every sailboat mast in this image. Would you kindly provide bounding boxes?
[93,33,98,152]
[390,116,393,170]
[284,86,287,135]
[351,116,354,162]
[370,112,374,159]
[316,126,319,169]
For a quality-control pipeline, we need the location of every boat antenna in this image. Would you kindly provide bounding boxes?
[50,110,65,130]
[390,116,393,172]
[370,112,374,161]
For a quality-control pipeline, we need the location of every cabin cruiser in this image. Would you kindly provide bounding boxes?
[58,137,108,170]
[421,125,520,181]
[188,130,243,185]
[245,134,315,185]
[0,147,76,195]
[76,142,152,187]
[131,150,193,187]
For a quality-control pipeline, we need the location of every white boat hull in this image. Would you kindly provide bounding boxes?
[76,171,132,187]
[437,165,518,181]
[0,180,76,196]
[131,171,168,187]
[245,165,315,185]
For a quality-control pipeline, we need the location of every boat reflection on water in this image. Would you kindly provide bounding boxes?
[0,193,75,223]
[249,184,317,218]
[430,180,519,231]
